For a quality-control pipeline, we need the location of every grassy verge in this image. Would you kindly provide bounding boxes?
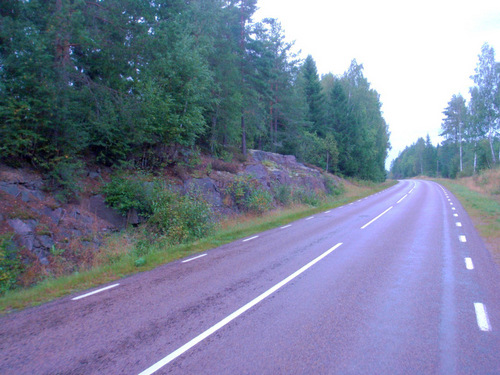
[0,180,396,314]
[434,171,500,267]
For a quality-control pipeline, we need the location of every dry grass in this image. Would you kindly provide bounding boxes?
[435,168,500,267]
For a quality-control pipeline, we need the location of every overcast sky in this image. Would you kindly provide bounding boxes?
[254,0,500,169]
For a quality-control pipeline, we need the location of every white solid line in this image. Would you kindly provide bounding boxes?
[456,222,462,227]
[280,224,292,229]
[397,194,408,204]
[361,206,393,229]
[138,243,344,375]
[243,236,259,242]
[305,216,314,220]
[474,303,492,331]
[459,235,467,243]
[182,254,207,263]
[72,284,120,301]
[465,257,474,270]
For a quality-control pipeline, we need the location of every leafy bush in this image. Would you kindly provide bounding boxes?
[293,187,323,206]
[102,175,152,216]
[324,175,345,196]
[47,158,85,203]
[226,175,274,213]
[272,182,293,206]
[148,186,215,244]
[0,234,22,295]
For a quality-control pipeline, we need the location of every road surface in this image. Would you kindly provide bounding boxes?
[1,180,499,374]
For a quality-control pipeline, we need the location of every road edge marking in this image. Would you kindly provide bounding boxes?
[182,254,207,263]
[361,206,393,229]
[72,283,120,301]
[138,243,343,375]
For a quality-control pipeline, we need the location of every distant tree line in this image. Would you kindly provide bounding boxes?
[1,0,390,182]
[391,43,500,179]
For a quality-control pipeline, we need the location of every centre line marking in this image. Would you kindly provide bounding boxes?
[465,257,474,270]
[452,207,456,210]
[474,303,492,331]
[459,235,467,243]
[280,224,292,229]
[72,283,120,301]
[361,206,393,229]
[453,213,458,217]
[456,222,462,227]
[243,236,259,242]
[397,194,408,204]
[138,242,344,375]
[182,254,207,263]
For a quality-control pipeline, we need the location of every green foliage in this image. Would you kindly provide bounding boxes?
[324,175,345,196]
[47,158,85,203]
[0,235,22,295]
[226,175,274,213]
[148,187,215,245]
[102,175,152,216]
[292,187,323,206]
[272,182,293,205]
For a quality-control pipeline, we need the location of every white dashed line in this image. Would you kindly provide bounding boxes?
[453,213,458,217]
[182,254,207,263]
[324,210,331,214]
[456,222,462,227]
[452,207,456,210]
[459,235,467,243]
[361,206,393,229]
[465,257,474,270]
[138,243,344,375]
[72,284,120,301]
[305,216,314,220]
[397,194,408,204]
[243,236,259,242]
[474,303,492,332]
[280,224,292,229]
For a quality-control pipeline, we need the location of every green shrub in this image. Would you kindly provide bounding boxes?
[226,175,274,213]
[0,234,22,295]
[293,187,323,206]
[246,189,274,214]
[102,175,152,216]
[148,186,215,244]
[272,182,292,206]
[47,158,85,203]
[324,175,345,196]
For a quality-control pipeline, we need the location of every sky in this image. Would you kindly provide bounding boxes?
[254,0,500,169]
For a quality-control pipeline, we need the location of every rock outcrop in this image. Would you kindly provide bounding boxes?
[0,150,340,275]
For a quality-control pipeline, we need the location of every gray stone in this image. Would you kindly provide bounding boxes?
[7,219,34,235]
[37,235,55,249]
[88,171,101,179]
[127,208,140,225]
[89,194,126,229]
[244,164,269,186]
[0,182,21,197]
[185,178,223,207]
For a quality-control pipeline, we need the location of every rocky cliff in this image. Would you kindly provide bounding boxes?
[0,150,340,282]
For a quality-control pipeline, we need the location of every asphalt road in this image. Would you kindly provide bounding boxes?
[1,180,499,374]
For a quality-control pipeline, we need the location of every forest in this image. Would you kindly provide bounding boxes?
[0,0,390,185]
[390,44,500,179]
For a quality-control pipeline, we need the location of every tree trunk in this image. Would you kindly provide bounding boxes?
[241,114,247,157]
[489,132,497,164]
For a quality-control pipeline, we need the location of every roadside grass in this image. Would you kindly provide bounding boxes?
[0,180,396,314]
[434,169,500,267]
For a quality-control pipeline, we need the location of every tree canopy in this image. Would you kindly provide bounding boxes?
[1,0,391,182]
[390,43,500,179]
